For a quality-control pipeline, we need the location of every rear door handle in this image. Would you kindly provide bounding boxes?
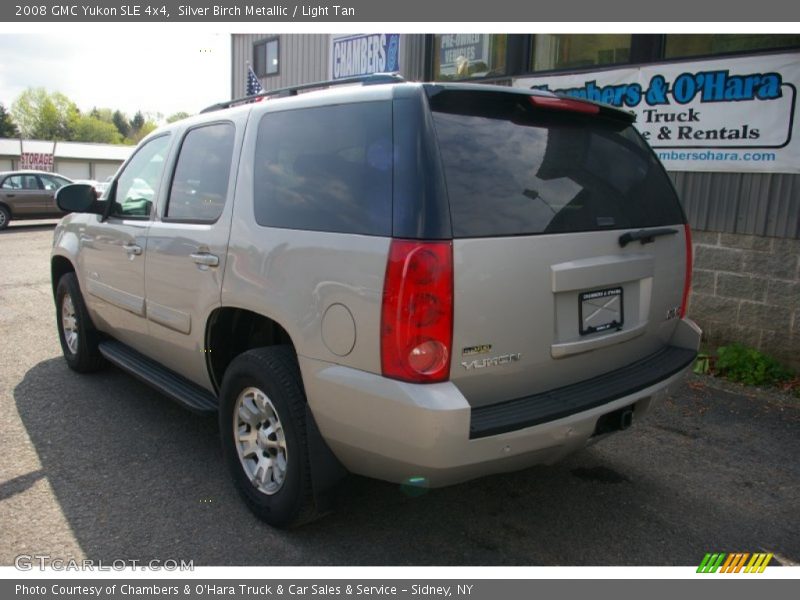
[190,252,219,267]
[123,243,143,256]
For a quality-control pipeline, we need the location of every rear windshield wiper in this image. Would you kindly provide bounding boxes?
[618,227,679,248]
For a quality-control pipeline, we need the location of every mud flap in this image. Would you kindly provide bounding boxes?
[305,405,349,513]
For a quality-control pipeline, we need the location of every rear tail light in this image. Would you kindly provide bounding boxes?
[529,95,600,115]
[680,223,693,318]
[381,240,453,383]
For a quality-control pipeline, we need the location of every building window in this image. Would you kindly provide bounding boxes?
[254,38,279,77]
[530,34,632,72]
[433,34,507,80]
[664,34,800,59]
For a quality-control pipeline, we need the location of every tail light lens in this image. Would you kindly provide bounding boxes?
[381,240,453,383]
[680,223,693,318]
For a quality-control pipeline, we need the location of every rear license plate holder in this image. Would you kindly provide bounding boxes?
[579,287,624,335]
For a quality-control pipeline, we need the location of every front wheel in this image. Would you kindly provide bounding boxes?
[219,346,317,527]
[0,205,10,230]
[55,272,105,372]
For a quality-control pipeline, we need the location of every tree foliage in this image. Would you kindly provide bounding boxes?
[0,103,18,137]
[5,87,181,146]
[166,111,191,124]
[72,115,123,144]
[11,88,79,140]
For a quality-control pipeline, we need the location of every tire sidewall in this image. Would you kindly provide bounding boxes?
[56,272,101,371]
[0,205,9,230]
[219,351,308,526]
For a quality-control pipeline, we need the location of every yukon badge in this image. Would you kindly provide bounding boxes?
[461,353,522,370]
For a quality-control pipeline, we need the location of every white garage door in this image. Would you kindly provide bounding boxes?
[55,160,90,180]
[0,159,12,171]
[94,162,121,181]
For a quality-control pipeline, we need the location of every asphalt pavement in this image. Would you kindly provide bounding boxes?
[1,221,798,566]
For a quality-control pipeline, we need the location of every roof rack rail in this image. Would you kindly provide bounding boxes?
[200,72,406,114]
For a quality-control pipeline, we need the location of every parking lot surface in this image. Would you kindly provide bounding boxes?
[1,222,798,566]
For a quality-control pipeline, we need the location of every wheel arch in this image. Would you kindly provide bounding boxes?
[205,306,296,393]
[51,255,76,298]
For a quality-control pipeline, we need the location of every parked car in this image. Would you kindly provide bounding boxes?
[51,76,701,527]
[0,170,72,229]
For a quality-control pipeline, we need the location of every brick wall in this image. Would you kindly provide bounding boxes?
[688,231,800,370]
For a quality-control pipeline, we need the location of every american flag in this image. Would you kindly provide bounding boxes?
[246,65,263,96]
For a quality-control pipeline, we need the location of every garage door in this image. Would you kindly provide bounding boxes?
[0,159,12,171]
[94,162,121,181]
[55,160,90,180]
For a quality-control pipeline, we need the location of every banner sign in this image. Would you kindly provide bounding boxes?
[330,34,400,80]
[439,34,490,77]
[19,152,54,171]
[515,52,800,173]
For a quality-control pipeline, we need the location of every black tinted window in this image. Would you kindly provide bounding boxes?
[166,123,235,222]
[254,102,392,236]
[429,90,684,238]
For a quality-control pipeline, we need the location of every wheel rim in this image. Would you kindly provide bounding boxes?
[234,386,288,495]
[61,294,79,355]
[0,211,7,227]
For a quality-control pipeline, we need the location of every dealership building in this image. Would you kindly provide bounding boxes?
[232,34,800,367]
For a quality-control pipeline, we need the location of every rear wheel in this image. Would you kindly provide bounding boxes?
[219,346,317,527]
[55,272,105,372]
[0,205,10,230]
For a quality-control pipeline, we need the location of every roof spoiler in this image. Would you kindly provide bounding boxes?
[201,73,405,114]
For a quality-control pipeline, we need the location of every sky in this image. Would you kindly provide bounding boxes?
[0,32,230,120]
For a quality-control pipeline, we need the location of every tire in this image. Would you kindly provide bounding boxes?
[55,272,105,372]
[219,346,317,527]
[0,205,10,230]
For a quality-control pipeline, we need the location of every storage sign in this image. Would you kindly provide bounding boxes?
[331,34,400,80]
[19,152,54,171]
[515,52,800,173]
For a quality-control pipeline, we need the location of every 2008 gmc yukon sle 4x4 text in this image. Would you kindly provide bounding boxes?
[51,75,701,527]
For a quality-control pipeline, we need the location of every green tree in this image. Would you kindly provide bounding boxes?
[112,110,129,138]
[0,103,18,137]
[129,110,145,134]
[71,115,123,144]
[166,111,191,124]
[126,121,157,144]
[11,88,79,140]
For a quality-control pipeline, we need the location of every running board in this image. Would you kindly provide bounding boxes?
[98,340,217,414]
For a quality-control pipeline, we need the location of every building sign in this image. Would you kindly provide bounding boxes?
[19,152,54,171]
[439,34,490,77]
[330,34,400,80]
[515,52,800,174]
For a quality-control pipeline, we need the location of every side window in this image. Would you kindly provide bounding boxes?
[38,175,69,190]
[2,175,40,190]
[253,102,392,236]
[165,123,235,222]
[111,135,171,219]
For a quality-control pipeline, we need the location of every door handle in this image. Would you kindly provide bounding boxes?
[190,252,219,267]
[123,243,143,256]
[6,194,15,198]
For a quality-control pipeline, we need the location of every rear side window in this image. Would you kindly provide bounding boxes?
[166,122,235,222]
[253,102,392,236]
[428,90,685,238]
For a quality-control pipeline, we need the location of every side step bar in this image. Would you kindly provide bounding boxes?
[99,340,217,414]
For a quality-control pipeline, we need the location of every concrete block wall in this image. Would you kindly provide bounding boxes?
[688,230,800,370]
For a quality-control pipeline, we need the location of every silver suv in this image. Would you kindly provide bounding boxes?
[52,76,701,527]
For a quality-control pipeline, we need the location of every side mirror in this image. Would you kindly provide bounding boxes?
[56,184,104,215]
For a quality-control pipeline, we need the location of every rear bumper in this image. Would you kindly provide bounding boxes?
[300,318,701,487]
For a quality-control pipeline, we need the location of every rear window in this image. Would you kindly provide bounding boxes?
[428,90,685,238]
[253,102,392,236]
